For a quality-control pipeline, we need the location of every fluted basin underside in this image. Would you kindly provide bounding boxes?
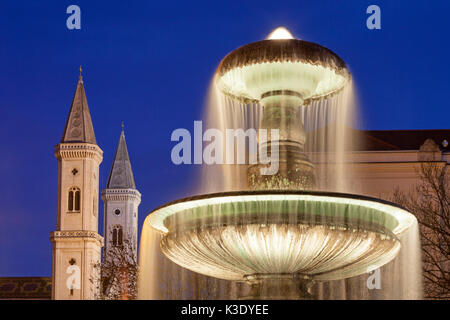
[147,191,416,282]
[162,223,399,281]
[215,39,350,104]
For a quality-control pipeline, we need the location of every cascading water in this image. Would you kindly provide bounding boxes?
[138,27,422,300]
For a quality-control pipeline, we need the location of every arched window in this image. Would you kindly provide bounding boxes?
[118,228,123,246]
[112,228,117,246]
[112,225,123,246]
[75,190,80,211]
[68,190,74,211]
[68,187,81,212]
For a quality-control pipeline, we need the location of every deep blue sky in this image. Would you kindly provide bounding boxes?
[0,1,449,276]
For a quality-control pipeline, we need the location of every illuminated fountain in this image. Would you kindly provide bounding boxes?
[142,27,417,299]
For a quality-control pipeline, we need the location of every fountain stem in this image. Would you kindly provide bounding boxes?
[247,93,316,190]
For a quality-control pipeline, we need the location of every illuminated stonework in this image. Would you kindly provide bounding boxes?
[51,75,103,300]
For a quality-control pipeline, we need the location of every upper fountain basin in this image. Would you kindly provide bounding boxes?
[215,39,350,105]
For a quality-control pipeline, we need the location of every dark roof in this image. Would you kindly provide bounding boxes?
[0,277,51,300]
[358,129,450,151]
[106,128,136,189]
[305,128,450,152]
[61,75,97,144]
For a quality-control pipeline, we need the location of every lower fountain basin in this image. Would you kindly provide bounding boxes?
[147,190,416,281]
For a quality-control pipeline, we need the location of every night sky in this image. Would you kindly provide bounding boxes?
[0,1,449,276]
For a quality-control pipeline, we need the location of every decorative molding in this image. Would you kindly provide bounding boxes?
[101,188,141,203]
[0,277,51,300]
[54,143,103,162]
[50,230,104,246]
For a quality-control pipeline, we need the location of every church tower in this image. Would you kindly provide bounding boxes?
[50,71,103,300]
[102,126,140,260]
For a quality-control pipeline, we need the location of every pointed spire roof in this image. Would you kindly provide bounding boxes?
[61,68,97,144]
[107,125,136,189]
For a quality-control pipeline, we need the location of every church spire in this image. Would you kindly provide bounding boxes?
[61,69,97,144]
[106,125,136,189]
[52,68,103,300]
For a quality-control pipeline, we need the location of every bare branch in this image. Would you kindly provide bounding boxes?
[91,239,139,300]
[392,162,450,300]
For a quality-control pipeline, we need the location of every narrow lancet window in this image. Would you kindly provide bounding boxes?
[68,187,81,212]
[112,228,117,246]
[112,226,123,246]
[118,228,123,246]
[75,190,80,211]
[68,190,74,211]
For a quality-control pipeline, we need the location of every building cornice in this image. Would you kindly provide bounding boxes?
[50,230,104,246]
[54,143,103,162]
[101,188,141,203]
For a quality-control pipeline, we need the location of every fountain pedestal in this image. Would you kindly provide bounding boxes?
[241,274,313,300]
